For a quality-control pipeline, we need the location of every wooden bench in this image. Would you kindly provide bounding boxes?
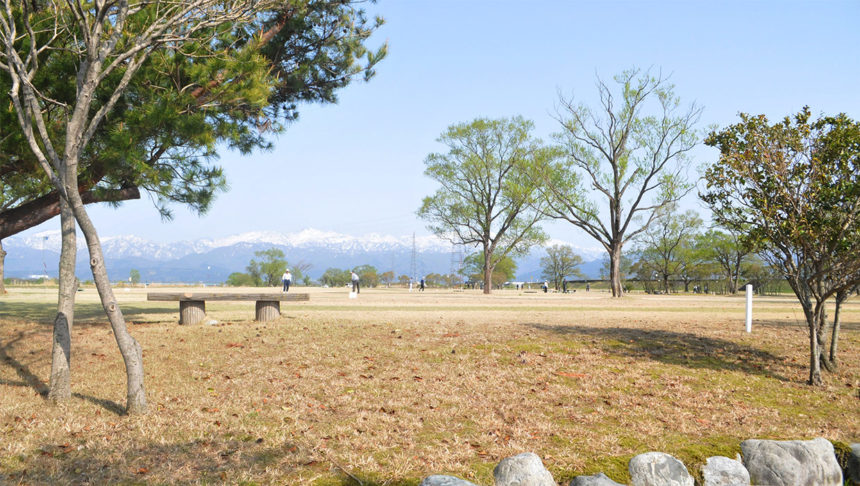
[147,292,309,325]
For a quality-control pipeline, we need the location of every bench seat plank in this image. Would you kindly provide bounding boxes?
[147,292,309,302]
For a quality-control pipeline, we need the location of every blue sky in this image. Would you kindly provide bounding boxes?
[17,0,860,251]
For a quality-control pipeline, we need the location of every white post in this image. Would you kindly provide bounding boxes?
[745,284,753,333]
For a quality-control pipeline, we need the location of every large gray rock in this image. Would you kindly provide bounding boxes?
[847,443,860,485]
[741,437,842,486]
[569,472,624,485]
[493,452,555,486]
[628,452,694,486]
[419,475,479,486]
[701,456,750,486]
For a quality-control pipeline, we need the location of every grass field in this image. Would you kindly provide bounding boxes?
[1,286,858,485]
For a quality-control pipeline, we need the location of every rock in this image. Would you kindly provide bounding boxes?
[701,456,750,486]
[847,443,860,485]
[419,475,479,486]
[569,471,624,485]
[628,452,694,486]
[493,452,555,486]
[741,437,842,486]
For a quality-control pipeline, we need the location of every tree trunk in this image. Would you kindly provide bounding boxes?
[0,239,6,294]
[807,304,823,386]
[482,249,492,295]
[816,307,836,373]
[67,186,148,414]
[48,197,76,402]
[829,290,846,366]
[609,244,623,297]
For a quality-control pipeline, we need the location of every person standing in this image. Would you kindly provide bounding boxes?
[419,277,425,291]
[351,271,360,293]
[282,269,292,292]
[542,281,548,293]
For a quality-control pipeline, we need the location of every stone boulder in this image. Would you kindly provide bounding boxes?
[741,437,842,486]
[493,452,555,486]
[701,456,750,486]
[569,471,624,485]
[419,475,479,486]
[628,452,694,486]
[847,443,860,485]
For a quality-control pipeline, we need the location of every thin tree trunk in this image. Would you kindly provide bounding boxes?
[609,244,623,297]
[829,290,846,366]
[0,239,6,294]
[48,197,76,402]
[482,248,492,295]
[816,306,836,373]
[807,304,823,385]
[67,186,148,414]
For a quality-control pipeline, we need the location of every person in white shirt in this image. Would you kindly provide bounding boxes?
[282,269,292,292]
[351,271,360,293]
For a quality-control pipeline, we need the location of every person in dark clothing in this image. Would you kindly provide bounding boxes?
[419,278,425,291]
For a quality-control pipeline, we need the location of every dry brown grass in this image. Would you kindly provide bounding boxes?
[1,286,858,485]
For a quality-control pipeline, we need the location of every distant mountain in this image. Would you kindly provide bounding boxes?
[4,229,605,283]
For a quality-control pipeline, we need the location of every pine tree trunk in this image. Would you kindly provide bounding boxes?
[48,197,76,402]
[609,244,623,297]
[67,186,147,414]
[0,239,6,294]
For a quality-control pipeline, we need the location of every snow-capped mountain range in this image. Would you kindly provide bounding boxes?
[4,229,605,282]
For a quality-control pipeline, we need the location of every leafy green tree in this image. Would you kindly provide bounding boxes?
[353,264,379,288]
[379,270,395,287]
[702,108,860,384]
[418,117,550,294]
[226,272,256,287]
[533,68,702,297]
[461,253,517,289]
[321,268,350,287]
[633,206,702,294]
[129,269,141,286]
[540,244,584,290]
[397,274,411,287]
[247,249,287,287]
[696,228,753,294]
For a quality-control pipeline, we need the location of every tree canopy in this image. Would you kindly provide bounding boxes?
[417,116,550,294]
[534,68,701,297]
[540,244,584,290]
[0,0,385,414]
[702,107,860,385]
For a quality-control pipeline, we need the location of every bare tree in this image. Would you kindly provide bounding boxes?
[0,0,269,414]
[535,68,701,297]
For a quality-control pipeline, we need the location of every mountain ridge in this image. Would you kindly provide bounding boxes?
[4,228,605,282]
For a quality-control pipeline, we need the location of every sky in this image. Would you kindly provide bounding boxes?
[15,0,860,251]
